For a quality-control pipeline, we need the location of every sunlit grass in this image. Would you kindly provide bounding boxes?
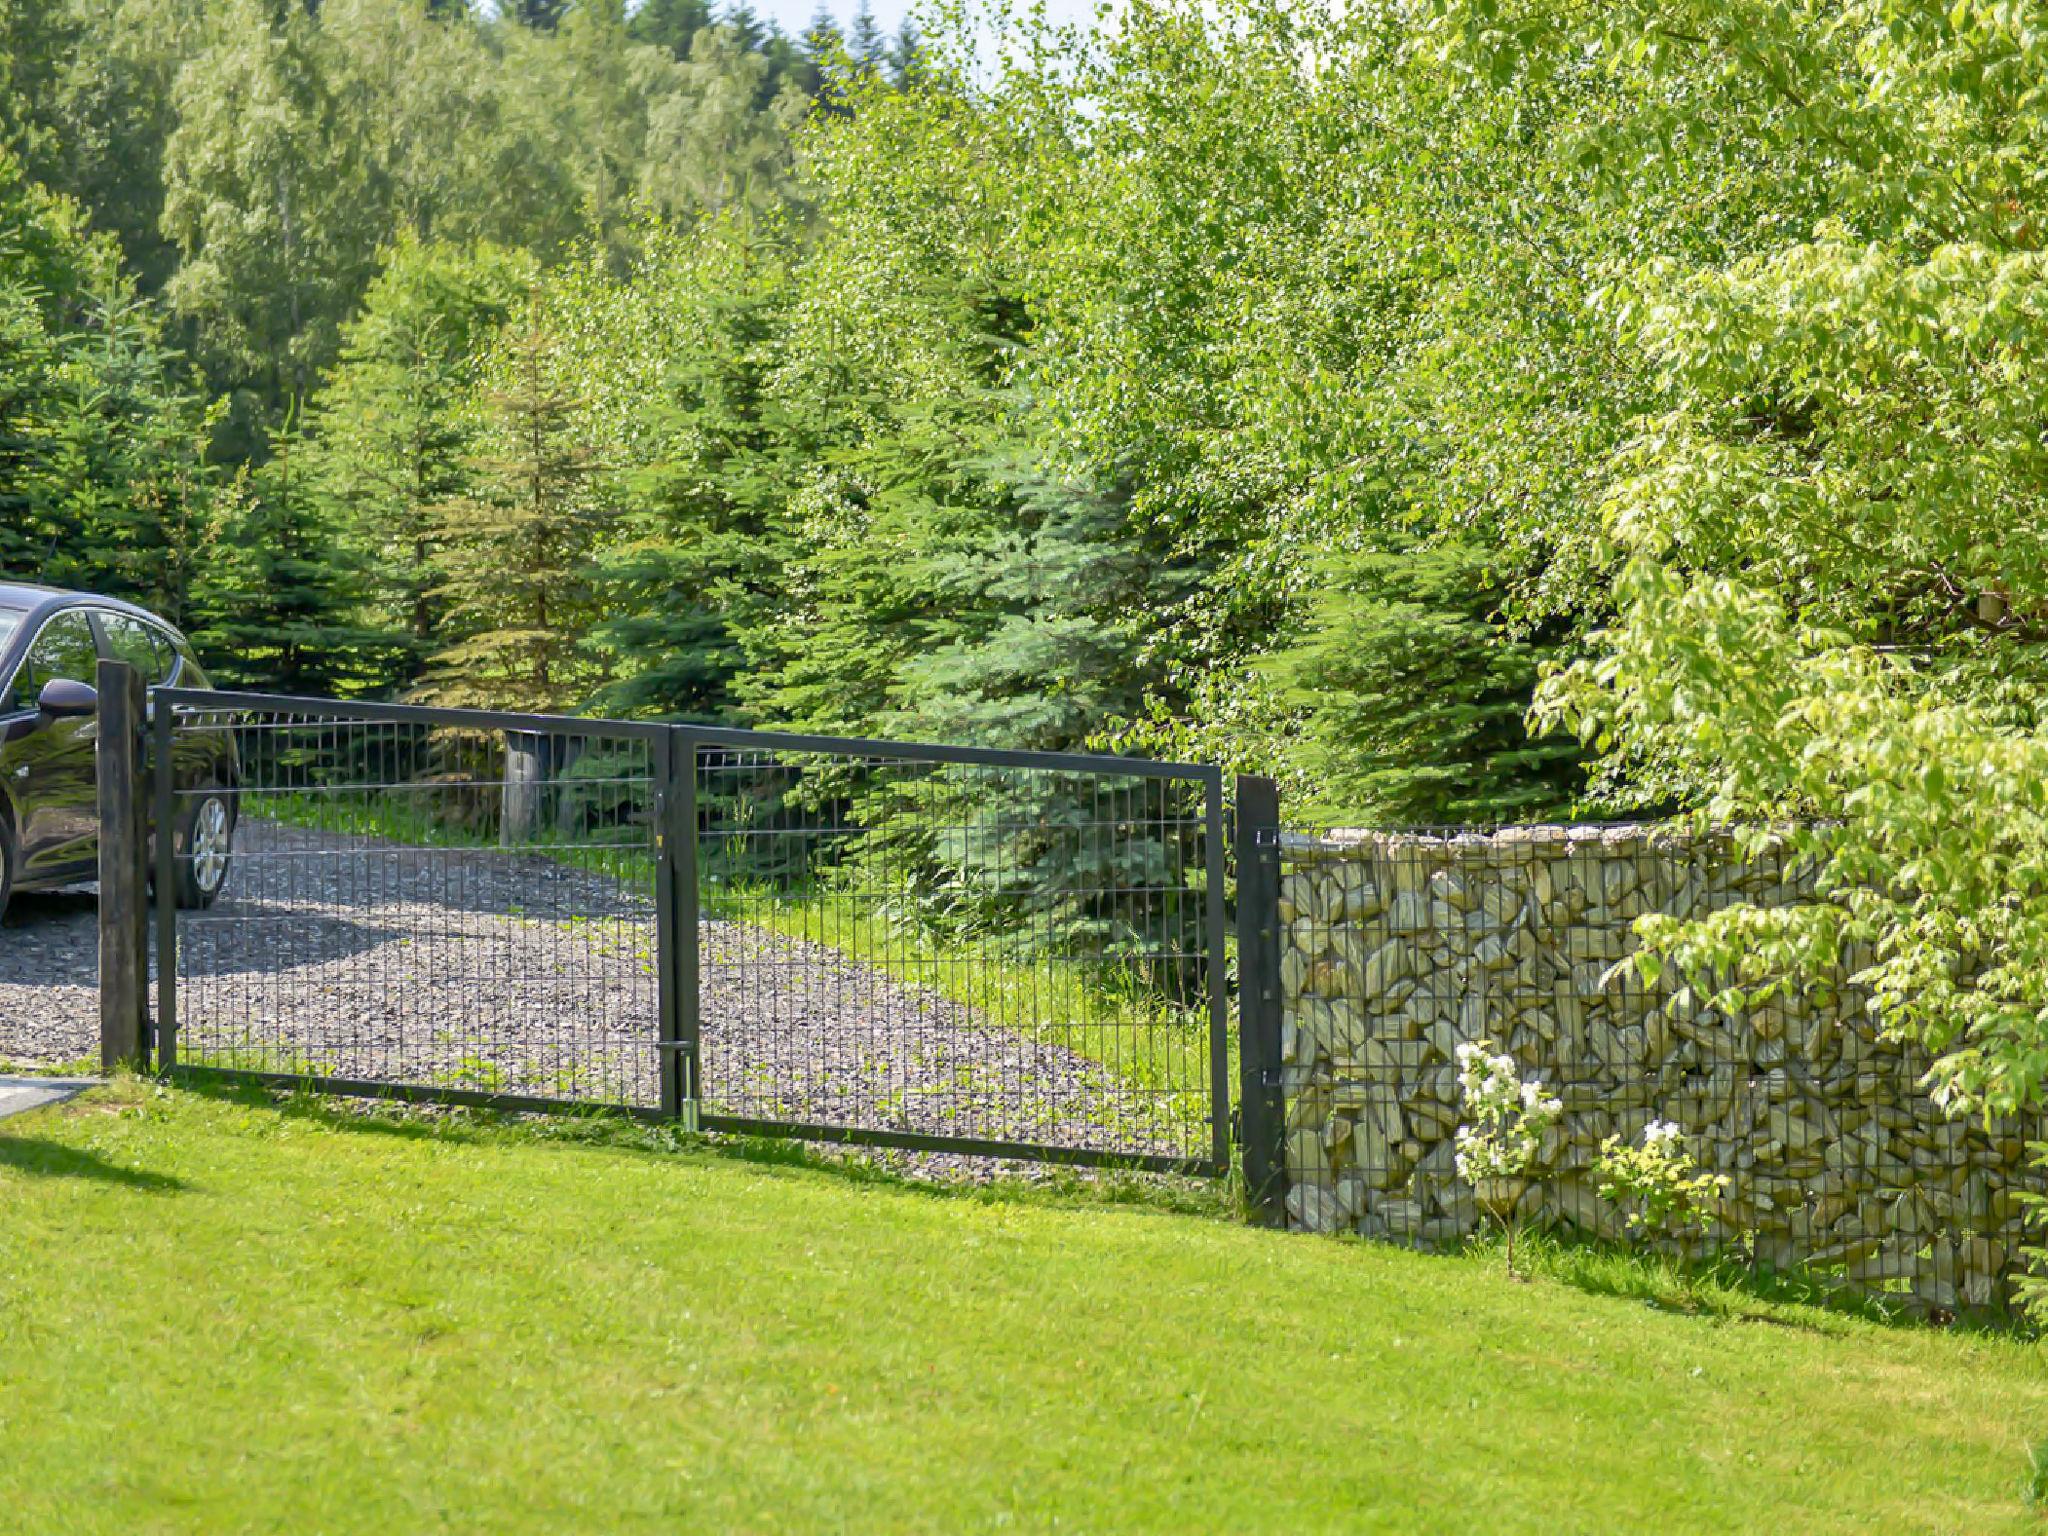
[4,1082,2047,1534]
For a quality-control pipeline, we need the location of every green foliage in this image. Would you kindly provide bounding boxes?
[1264,543,1584,825]
[421,299,611,713]
[589,235,797,720]
[0,144,215,616]
[306,234,535,688]
[1493,0,2048,1113]
[14,0,2048,1123]
[187,423,389,697]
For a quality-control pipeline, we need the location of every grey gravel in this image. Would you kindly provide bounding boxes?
[0,820,1205,1175]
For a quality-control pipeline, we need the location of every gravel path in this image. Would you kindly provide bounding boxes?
[0,820,1204,1169]
[0,888,99,1066]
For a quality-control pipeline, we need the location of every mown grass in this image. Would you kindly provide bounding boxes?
[3,1081,2046,1534]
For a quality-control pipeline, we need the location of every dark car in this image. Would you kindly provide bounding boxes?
[0,584,239,918]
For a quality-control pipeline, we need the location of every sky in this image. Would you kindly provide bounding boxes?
[731,0,1105,43]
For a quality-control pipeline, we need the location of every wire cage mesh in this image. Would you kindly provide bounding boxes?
[1271,822,2048,1317]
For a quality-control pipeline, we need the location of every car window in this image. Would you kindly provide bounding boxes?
[173,638,210,689]
[14,611,100,703]
[100,612,174,684]
[0,611,19,710]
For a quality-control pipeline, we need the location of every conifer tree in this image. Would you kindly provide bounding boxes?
[306,236,532,690]
[422,299,610,713]
[1263,543,1585,825]
[187,418,384,696]
[847,0,884,75]
[592,280,794,720]
[628,0,713,57]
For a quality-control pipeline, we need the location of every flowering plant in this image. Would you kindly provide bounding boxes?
[1594,1119,1728,1248]
[1453,1040,1561,1275]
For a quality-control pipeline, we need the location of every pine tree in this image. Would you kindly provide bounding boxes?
[422,300,610,713]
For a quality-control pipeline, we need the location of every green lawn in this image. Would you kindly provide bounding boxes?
[3,1084,2045,1534]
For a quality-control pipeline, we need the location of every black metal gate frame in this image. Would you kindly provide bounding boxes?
[151,689,1233,1177]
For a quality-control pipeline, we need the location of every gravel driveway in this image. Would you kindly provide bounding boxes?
[0,820,1204,1167]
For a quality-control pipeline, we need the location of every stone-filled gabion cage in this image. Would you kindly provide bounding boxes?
[1270,822,2047,1317]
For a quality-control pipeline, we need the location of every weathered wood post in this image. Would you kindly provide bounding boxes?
[502,729,546,847]
[97,658,149,1072]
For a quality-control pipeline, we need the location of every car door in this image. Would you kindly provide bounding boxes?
[9,610,103,879]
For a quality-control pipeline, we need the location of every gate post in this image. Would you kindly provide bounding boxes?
[97,659,149,1073]
[1234,775,1288,1224]
[655,730,701,1129]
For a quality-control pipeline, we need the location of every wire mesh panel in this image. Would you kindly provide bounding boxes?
[1272,823,2048,1317]
[154,691,665,1110]
[146,691,1229,1171]
[684,731,1229,1170]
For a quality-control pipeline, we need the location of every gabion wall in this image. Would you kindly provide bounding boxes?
[1279,824,2044,1316]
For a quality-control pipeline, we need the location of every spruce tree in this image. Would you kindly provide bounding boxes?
[887,20,922,88]
[628,0,713,58]
[306,236,532,691]
[422,300,609,714]
[1262,542,1585,825]
[187,419,385,696]
[592,280,794,720]
[847,0,884,76]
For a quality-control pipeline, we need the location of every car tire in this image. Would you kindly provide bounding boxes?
[0,813,14,920]
[174,786,236,910]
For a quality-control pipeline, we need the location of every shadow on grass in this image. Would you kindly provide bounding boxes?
[0,1135,189,1192]
[162,1072,1237,1220]
[1462,1225,2032,1337]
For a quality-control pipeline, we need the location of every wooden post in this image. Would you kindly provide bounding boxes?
[98,659,149,1073]
[502,729,545,847]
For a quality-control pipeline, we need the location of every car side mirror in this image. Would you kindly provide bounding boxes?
[37,678,98,718]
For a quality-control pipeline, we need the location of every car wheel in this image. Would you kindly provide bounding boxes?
[175,787,235,909]
[0,814,13,920]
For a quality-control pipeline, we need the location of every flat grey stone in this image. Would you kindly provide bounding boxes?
[0,1075,97,1122]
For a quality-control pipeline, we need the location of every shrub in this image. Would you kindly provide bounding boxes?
[1594,1119,1729,1258]
[1454,1040,1561,1276]
[2016,1141,2048,1330]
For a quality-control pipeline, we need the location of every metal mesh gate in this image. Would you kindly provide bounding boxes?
[151,690,1229,1173]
